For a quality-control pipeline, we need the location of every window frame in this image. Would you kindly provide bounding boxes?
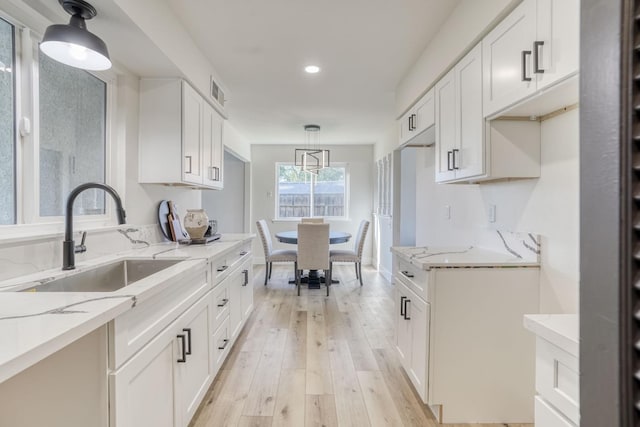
[274,162,350,221]
[0,9,121,238]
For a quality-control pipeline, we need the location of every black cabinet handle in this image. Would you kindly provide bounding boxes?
[242,269,249,286]
[521,50,532,82]
[533,41,545,74]
[240,251,248,256]
[411,114,417,130]
[401,270,414,278]
[403,299,411,320]
[452,148,459,170]
[212,166,220,181]
[185,156,193,174]
[217,298,229,307]
[408,115,413,131]
[217,265,228,272]
[183,328,192,355]
[447,151,453,171]
[400,296,406,317]
[177,334,187,363]
[218,338,229,350]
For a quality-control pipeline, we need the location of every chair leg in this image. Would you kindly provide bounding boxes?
[295,262,300,296]
[268,262,273,279]
[264,260,269,286]
[355,262,359,279]
[358,262,363,286]
[326,267,331,297]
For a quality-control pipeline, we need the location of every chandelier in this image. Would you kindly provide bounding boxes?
[294,124,330,174]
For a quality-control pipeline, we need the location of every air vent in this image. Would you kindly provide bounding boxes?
[210,76,225,107]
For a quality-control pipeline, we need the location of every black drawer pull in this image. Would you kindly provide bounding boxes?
[452,148,459,170]
[447,151,453,171]
[217,265,228,272]
[533,41,544,74]
[401,270,415,278]
[218,338,229,350]
[242,269,249,286]
[177,334,186,363]
[183,328,192,355]
[239,251,248,256]
[217,298,229,307]
[403,299,411,320]
[400,296,406,317]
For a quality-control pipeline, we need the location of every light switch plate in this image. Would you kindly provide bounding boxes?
[488,204,496,223]
[444,205,451,220]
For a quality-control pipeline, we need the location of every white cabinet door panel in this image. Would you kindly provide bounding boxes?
[434,69,456,182]
[482,0,536,117]
[408,296,429,403]
[182,82,202,184]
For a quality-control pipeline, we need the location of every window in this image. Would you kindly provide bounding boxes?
[0,18,15,225]
[0,11,114,230]
[276,164,348,219]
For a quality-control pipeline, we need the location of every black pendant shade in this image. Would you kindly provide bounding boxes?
[40,0,111,71]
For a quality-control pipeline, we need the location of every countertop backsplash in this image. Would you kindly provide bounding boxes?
[0,224,167,282]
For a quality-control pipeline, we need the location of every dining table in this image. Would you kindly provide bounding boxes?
[275,230,352,288]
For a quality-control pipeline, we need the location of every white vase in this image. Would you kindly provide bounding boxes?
[183,209,209,239]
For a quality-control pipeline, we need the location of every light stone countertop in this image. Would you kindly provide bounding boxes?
[0,233,255,384]
[523,314,579,357]
[391,246,540,269]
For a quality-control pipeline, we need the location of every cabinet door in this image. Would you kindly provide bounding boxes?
[229,267,244,339]
[415,88,435,133]
[398,109,414,145]
[110,325,178,427]
[240,264,254,320]
[482,0,536,117]
[407,295,430,403]
[202,102,224,189]
[434,69,457,182]
[534,0,579,91]
[175,296,214,427]
[455,43,485,180]
[182,82,203,184]
[394,284,411,371]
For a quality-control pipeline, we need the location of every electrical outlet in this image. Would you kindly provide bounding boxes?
[444,205,451,220]
[488,204,496,223]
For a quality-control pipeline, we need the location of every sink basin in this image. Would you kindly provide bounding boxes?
[22,259,183,292]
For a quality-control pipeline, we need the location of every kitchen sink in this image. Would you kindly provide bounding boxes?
[21,259,183,292]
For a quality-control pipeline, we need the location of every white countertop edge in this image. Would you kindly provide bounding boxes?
[390,246,540,269]
[0,298,132,384]
[523,314,579,357]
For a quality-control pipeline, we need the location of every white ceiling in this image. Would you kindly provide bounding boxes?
[164,0,461,145]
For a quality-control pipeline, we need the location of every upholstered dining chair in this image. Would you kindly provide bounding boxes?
[256,220,297,286]
[296,223,331,296]
[330,220,370,286]
[301,217,324,223]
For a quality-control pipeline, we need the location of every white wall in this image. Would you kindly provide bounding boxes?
[251,144,374,265]
[414,109,579,313]
[399,148,417,246]
[201,151,246,233]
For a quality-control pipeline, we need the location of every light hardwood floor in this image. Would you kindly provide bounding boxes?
[190,264,532,427]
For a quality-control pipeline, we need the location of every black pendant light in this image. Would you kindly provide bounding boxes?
[40,0,111,71]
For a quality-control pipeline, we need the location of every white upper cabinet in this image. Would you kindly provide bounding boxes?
[139,79,225,189]
[399,87,435,146]
[435,43,484,183]
[482,0,579,118]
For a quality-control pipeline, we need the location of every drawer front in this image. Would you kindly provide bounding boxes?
[213,244,251,285]
[212,318,231,372]
[212,277,230,331]
[110,266,209,370]
[396,257,430,302]
[535,396,577,427]
[536,337,579,425]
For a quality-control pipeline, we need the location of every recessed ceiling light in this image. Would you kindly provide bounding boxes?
[305,65,320,74]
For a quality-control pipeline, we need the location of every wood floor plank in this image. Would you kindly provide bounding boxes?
[328,339,371,427]
[238,416,273,427]
[305,394,339,427]
[272,369,306,427]
[282,310,307,370]
[242,349,284,416]
[306,298,333,395]
[357,370,404,427]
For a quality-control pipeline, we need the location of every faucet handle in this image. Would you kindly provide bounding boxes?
[75,231,87,254]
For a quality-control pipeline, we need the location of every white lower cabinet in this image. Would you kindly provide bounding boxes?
[110,291,213,427]
[393,255,539,424]
[395,281,429,401]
